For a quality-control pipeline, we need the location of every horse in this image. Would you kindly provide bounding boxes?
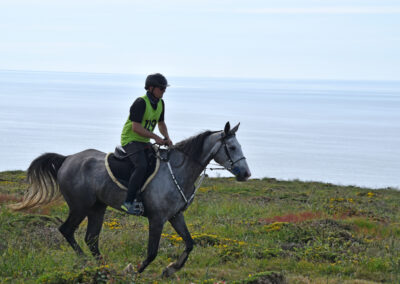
[10,122,251,277]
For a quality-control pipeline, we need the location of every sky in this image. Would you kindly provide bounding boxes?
[0,0,399,80]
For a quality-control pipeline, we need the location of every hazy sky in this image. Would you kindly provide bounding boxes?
[1,0,399,80]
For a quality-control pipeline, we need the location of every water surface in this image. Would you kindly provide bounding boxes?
[1,70,399,189]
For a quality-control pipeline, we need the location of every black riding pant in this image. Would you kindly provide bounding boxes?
[123,141,150,203]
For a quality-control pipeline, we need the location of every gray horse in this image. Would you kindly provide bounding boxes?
[10,122,251,276]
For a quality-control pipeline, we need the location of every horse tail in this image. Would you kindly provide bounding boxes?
[9,153,67,211]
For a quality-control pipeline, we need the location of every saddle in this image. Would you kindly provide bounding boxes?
[105,145,164,192]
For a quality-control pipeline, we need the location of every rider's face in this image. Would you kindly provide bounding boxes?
[150,86,166,99]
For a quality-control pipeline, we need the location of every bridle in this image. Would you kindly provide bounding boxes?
[157,132,246,172]
[221,135,246,172]
[176,133,246,171]
[160,131,247,213]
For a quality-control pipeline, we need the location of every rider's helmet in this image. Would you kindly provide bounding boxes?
[145,73,170,90]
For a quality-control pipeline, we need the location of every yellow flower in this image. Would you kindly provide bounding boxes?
[198,186,212,193]
[265,222,288,232]
[104,218,122,230]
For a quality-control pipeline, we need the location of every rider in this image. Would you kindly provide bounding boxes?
[120,73,173,215]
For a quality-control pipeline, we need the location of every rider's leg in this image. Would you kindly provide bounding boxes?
[121,142,148,215]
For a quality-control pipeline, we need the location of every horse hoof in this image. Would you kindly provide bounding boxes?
[161,263,176,278]
[161,268,172,278]
[123,263,136,275]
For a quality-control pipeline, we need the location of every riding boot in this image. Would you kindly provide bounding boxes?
[121,199,144,216]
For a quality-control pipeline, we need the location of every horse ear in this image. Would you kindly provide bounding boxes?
[224,122,231,135]
[230,122,240,134]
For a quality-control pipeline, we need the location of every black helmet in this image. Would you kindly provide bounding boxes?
[145,73,169,90]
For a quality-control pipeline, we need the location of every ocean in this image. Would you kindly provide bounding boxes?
[1,70,399,189]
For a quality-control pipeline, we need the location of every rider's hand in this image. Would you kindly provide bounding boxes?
[154,136,165,145]
[164,138,173,147]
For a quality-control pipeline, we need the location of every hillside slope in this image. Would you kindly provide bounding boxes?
[1,171,399,283]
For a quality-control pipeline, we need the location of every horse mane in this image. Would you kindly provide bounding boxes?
[173,130,219,159]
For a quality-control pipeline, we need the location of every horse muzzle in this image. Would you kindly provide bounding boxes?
[234,168,251,181]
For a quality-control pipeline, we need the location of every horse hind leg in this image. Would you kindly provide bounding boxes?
[162,213,194,278]
[59,210,87,256]
[85,202,107,260]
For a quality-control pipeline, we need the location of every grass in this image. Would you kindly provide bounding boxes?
[1,171,400,283]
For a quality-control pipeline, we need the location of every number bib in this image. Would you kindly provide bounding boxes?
[121,95,163,145]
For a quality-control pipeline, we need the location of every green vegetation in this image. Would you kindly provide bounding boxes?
[1,171,400,283]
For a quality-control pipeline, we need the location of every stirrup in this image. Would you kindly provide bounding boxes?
[121,200,144,216]
[132,200,144,215]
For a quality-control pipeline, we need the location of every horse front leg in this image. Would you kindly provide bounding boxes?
[162,213,194,278]
[137,219,164,273]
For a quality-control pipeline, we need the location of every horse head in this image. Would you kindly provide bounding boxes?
[213,122,251,181]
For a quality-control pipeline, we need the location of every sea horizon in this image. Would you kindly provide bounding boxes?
[3,68,400,84]
[1,69,399,189]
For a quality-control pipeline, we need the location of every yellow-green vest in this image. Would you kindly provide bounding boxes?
[121,95,163,146]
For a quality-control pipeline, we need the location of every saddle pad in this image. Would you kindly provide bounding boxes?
[105,152,160,192]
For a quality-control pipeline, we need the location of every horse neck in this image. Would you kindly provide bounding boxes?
[169,152,206,193]
[198,131,222,169]
[170,132,221,193]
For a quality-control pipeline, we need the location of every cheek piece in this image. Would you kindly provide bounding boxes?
[222,137,246,175]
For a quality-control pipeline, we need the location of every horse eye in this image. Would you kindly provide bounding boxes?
[229,146,236,151]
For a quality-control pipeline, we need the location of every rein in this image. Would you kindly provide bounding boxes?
[154,133,246,211]
[172,134,246,170]
[166,161,206,211]
[154,146,207,211]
